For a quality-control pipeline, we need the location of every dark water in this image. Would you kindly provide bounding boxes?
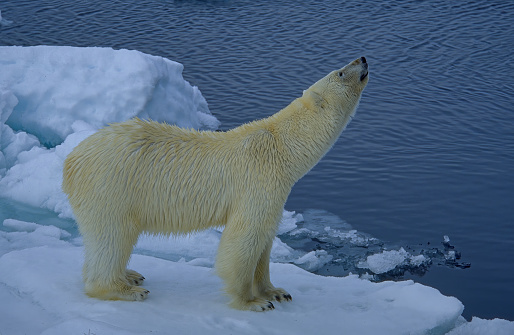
[1,0,513,321]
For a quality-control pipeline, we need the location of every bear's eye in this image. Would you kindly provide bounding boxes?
[338,72,344,78]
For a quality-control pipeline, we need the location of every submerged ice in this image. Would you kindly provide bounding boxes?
[0,45,511,334]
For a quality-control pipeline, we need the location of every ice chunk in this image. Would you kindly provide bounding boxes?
[0,219,70,257]
[445,250,456,261]
[0,46,219,147]
[277,210,302,235]
[294,250,333,271]
[359,248,410,274]
[446,317,514,335]
[357,247,430,275]
[0,134,89,218]
[2,218,40,231]
[270,237,296,262]
[324,227,379,247]
[286,209,379,248]
[410,254,428,267]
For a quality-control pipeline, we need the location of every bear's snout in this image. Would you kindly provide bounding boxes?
[351,56,367,66]
[359,57,369,81]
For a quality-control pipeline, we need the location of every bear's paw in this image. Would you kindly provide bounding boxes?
[125,269,145,286]
[249,299,275,312]
[85,282,150,301]
[259,287,292,303]
[126,286,150,301]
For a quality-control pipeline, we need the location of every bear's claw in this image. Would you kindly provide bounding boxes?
[261,287,292,303]
[255,301,274,312]
[139,290,150,299]
[261,301,274,311]
[274,293,292,302]
[133,288,150,301]
[238,298,276,312]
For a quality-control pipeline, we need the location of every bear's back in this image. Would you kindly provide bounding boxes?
[62,118,282,234]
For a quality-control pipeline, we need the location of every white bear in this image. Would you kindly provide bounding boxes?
[62,57,369,311]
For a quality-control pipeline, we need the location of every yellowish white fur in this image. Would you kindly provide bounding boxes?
[62,57,369,311]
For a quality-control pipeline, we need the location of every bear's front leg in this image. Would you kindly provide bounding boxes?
[253,239,292,303]
[216,224,277,311]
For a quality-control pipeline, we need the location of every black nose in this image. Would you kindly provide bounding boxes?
[361,56,367,63]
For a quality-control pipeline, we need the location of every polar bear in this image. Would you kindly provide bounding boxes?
[62,57,369,311]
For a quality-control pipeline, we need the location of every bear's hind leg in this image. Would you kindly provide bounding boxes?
[253,240,292,303]
[81,223,148,301]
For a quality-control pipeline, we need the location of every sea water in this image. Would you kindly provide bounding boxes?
[1,0,513,320]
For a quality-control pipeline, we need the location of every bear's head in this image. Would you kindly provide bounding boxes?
[304,57,369,114]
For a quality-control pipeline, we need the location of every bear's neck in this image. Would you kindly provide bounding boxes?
[264,93,357,184]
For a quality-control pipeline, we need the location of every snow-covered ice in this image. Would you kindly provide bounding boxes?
[0,45,513,334]
[0,219,466,335]
[1,45,218,147]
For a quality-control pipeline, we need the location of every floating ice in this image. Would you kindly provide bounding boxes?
[447,317,514,335]
[445,250,457,261]
[279,210,470,279]
[357,247,429,275]
[294,250,333,271]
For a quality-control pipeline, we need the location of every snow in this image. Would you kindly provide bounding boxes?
[0,45,512,334]
[0,219,465,335]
